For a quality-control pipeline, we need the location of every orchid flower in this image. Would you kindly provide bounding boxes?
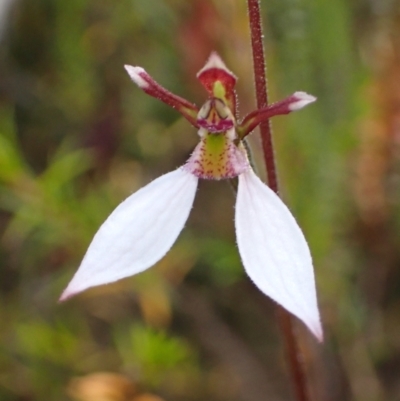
[60,53,323,341]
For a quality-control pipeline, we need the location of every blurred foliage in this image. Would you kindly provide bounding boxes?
[0,0,400,401]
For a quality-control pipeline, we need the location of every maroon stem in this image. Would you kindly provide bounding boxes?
[247,0,278,192]
[246,1,311,401]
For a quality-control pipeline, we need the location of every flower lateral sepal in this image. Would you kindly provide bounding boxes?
[124,65,199,127]
[238,92,317,138]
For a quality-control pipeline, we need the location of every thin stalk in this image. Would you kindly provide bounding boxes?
[246,1,311,401]
[247,0,277,192]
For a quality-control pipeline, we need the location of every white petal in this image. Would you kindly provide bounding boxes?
[235,169,323,341]
[60,168,198,301]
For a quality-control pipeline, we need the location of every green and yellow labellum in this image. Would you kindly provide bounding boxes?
[184,127,248,180]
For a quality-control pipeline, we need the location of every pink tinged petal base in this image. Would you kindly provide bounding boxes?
[235,169,323,341]
[60,168,198,301]
[184,129,249,180]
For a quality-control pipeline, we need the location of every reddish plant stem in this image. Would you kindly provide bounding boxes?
[247,0,278,192]
[246,1,311,401]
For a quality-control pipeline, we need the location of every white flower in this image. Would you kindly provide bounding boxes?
[60,53,323,341]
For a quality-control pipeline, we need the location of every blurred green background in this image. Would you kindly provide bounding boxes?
[0,0,399,400]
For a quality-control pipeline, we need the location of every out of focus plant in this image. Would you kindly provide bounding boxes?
[1,0,400,401]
